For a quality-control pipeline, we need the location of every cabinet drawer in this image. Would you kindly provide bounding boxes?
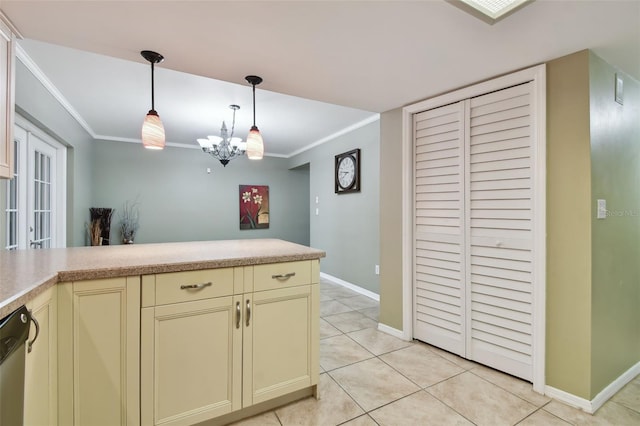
[253,261,311,292]
[150,268,234,306]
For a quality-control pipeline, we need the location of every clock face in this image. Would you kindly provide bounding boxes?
[334,148,360,194]
[337,156,356,189]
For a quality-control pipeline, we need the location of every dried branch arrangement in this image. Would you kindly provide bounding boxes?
[119,199,140,244]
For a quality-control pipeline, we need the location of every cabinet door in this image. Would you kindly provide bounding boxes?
[243,284,319,406]
[141,295,242,426]
[24,286,57,426]
[58,277,140,426]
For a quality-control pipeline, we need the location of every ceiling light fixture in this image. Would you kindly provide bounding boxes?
[451,0,532,24]
[245,75,264,160]
[197,105,246,167]
[140,50,165,150]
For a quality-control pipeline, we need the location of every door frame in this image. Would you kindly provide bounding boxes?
[401,64,546,392]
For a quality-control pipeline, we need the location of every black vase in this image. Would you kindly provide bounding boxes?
[89,207,114,246]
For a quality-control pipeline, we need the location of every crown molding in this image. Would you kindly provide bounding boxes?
[286,113,380,158]
[17,43,98,138]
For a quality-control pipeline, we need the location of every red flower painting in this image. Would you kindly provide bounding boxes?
[239,185,270,229]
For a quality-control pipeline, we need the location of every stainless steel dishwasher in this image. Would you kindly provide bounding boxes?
[0,305,38,426]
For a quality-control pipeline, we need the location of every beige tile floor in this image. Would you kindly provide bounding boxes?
[232,279,640,425]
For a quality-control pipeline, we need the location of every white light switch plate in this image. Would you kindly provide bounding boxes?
[597,199,607,219]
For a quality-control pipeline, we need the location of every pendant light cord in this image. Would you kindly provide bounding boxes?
[252,82,256,127]
[230,107,237,140]
[150,61,155,111]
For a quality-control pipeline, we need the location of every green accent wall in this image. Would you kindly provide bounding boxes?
[546,50,593,399]
[92,141,310,246]
[379,108,404,329]
[546,49,640,400]
[589,52,640,397]
[290,120,380,294]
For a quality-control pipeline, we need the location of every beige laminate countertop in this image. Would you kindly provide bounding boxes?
[0,239,325,318]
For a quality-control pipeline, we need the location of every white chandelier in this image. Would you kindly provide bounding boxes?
[197,105,247,167]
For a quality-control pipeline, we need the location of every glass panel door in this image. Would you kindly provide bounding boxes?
[5,139,19,249]
[28,134,56,249]
[5,125,27,250]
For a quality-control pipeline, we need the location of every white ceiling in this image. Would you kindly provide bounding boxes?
[2,1,639,157]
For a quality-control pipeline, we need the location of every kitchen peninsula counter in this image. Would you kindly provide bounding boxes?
[0,239,325,318]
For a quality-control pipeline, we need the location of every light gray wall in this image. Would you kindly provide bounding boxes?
[92,141,310,246]
[10,60,94,247]
[290,120,380,294]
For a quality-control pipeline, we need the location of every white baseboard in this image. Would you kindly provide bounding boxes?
[545,360,640,414]
[319,272,379,301]
[378,323,411,341]
[545,386,592,413]
[591,361,640,412]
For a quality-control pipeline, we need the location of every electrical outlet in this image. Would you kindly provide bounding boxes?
[375,264,380,275]
[315,208,319,216]
[315,196,319,204]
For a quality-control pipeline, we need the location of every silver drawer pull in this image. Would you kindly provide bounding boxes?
[271,272,296,280]
[180,282,212,290]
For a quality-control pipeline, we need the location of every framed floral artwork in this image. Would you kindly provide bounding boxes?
[239,185,270,229]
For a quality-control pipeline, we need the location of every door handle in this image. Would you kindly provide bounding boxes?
[23,310,40,353]
[246,299,251,327]
[236,301,241,329]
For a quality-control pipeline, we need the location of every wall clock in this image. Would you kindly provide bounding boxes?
[335,148,361,194]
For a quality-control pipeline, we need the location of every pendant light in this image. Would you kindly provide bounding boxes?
[245,75,264,160]
[141,50,165,150]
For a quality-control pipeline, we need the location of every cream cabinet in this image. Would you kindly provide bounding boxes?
[141,260,319,425]
[243,260,320,406]
[57,276,141,426]
[24,285,58,426]
[140,268,241,426]
[0,13,16,179]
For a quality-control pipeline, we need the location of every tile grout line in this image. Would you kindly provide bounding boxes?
[323,284,556,425]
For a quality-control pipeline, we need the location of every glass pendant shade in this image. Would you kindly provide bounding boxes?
[246,126,264,160]
[142,110,165,150]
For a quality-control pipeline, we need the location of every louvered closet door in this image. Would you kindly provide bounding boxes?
[467,82,534,381]
[413,102,466,357]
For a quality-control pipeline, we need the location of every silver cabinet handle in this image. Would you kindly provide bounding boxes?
[26,310,40,354]
[246,299,251,327]
[271,272,296,280]
[180,282,212,290]
[236,301,241,329]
